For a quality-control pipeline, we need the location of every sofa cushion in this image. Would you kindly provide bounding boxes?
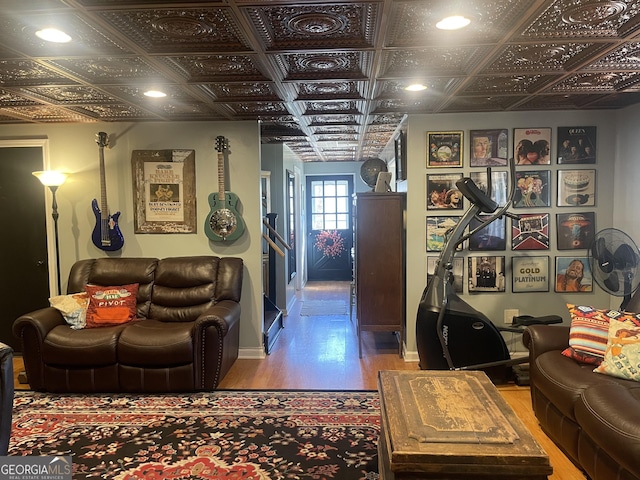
[49,293,89,329]
[594,319,640,381]
[85,284,138,328]
[118,320,194,367]
[533,349,621,421]
[575,382,640,477]
[562,304,640,365]
[42,325,127,366]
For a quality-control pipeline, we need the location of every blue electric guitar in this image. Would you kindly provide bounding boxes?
[204,136,245,242]
[91,132,124,251]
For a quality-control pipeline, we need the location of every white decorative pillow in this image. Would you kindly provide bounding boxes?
[594,318,640,382]
[49,293,89,329]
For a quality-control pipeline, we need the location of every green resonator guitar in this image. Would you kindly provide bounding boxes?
[204,136,245,242]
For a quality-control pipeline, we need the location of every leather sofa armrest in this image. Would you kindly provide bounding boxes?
[523,324,570,360]
[195,300,241,333]
[13,307,65,342]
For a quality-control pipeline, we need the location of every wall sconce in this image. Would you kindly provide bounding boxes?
[32,170,67,295]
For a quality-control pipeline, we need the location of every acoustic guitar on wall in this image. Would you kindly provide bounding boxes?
[204,136,245,242]
[91,131,124,251]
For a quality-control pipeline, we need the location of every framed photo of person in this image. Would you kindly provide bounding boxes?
[513,127,551,165]
[557,126,596,164]
[427,131,463,168]
[469,170,508,206]
[426,216,460,252]
[557,169,596,206]
[427,256,464,293]
[557,212,596,250]
[512,213,550,250]
[468,214,506,251]
[469,129,508,167]
[427,173,463,210]
[555,256,593,292]
[513,170,551,208]
[468,256,506,293]
[512,256,550,293]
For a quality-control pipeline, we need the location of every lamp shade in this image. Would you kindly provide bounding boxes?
[32,170,67,187]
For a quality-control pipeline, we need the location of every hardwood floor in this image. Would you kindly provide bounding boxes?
[12,280,585,479]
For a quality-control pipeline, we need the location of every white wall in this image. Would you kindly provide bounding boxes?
[0,121,265,358]
[405,110,617,360]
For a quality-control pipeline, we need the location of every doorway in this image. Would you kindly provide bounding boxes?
[0,142,50,351]
[306,175,353,281]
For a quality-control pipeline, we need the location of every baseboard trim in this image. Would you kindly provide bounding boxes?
[239,347,266,360]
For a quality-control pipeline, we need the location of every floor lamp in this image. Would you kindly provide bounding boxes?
[32,170,67,296]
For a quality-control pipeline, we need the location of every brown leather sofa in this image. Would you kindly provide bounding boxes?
[14,256,243,393]
[524,324,640,480]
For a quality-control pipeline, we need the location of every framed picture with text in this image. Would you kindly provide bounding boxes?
[514,127,551,165]
[469,129,508,167]
[557,126,596,164]
[512,256,549,293]
[427,131,463,168]
[556,212,595,250]
[513,170,551,208]
[427,173,463,210]
[512,213,550,250]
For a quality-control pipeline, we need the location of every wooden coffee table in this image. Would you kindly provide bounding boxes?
[378,370,552,479]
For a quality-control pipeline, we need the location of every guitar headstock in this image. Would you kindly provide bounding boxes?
[96,132,109,148]
[215,136,229,153]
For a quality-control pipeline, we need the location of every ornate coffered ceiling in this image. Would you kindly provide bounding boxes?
[2,0,640,161]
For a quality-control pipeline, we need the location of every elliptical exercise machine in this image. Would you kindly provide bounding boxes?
[416,158,561,384]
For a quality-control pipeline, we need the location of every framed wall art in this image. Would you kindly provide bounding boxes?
[132,149,197,234]
[512,213,550,250]
[468,256,506,292]
[427,131,463,168]
[557,169,596,206]
[556,212,595,250]
[513,170,550,208]
[514,127,551,165]
[427,256,464,293]
[512,256,549,293]
[557,126,596,164]
[469,129,508,167]
[468,214,506,251]
[469,171,508,206]
[427,173,463,210]
[426,216,460,252]
[555,256,593,292]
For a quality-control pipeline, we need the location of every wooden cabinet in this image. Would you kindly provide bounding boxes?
[354,192,405,357]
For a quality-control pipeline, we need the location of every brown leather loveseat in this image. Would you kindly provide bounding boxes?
[14,256,243,393]
[524,324,640,480]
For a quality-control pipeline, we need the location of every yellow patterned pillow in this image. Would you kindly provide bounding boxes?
[594,319,640,381]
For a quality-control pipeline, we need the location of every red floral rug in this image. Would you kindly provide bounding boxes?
[10,390,381,479]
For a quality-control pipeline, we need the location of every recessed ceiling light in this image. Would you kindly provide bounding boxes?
[35,28,72,43]
[436,15,471,30]
[144,90,167,98]
[405,84,428,92]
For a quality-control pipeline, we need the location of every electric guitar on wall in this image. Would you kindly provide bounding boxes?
[204,136,245,242]
[91,131,124,251]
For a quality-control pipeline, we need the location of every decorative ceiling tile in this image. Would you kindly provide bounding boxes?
[483,43,596,73]
[521,0,640,39]
[226,102,289,116]
[0,60,79,86]
[71,103,153,120]
[440,95,527,112]
[551,71,640,92]
[202,82,280,101]
[380,47,491,78]
[167,55,268,82]
[0,89,39,106]
[244,3,378,50]
[1,105,92,122]
[586,41,640,70]
[387,0,533,47]
[44,57,165,84]
[97,8,250,53]
[308,115,360,126]
[460,74,554,95]
[275,52,369,81]
[312,126,358,135]
[20,86,119,104]
[296,81,363,100]
[302,101,361,115]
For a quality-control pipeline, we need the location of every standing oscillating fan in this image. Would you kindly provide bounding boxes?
[588,228,640,310]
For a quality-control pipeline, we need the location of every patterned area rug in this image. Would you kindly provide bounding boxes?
[300,301,347,316]
[11,390,380,479]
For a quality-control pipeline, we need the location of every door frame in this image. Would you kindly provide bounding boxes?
[0,139,53,294]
